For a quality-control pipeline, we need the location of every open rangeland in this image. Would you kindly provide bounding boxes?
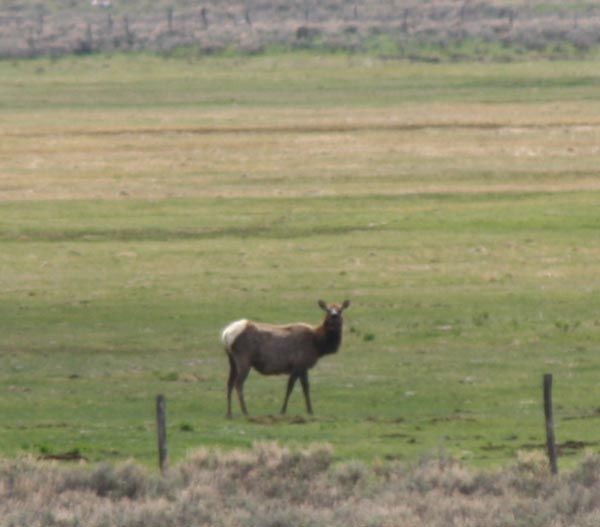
[0,54,599,472]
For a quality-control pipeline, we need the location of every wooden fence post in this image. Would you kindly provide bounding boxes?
[166,7,174,33]
[156,394,168,475]
[543,374,558,475]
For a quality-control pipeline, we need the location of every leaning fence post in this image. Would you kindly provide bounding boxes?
[156,394,168,475]
[543,374,558,475]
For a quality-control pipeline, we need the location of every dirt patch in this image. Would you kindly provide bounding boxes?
[247,414,313,425]
[520,440,600,455]
[429,415,478,424]
[366,416,405,424]
[39,450,88,462]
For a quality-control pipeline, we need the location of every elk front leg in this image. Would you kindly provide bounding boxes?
[281,373,298,415]
[299,371,313,415]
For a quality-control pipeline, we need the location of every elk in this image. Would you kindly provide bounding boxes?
[221,299,350,418]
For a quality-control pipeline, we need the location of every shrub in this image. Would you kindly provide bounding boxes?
[3,446,600,527]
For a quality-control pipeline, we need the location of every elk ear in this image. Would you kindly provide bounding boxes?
[318,300,328,311]
[341,300,350,311]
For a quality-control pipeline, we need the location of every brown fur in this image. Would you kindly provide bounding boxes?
[222,300,350,418]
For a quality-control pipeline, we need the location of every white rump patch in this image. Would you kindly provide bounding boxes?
[221,319,249,350]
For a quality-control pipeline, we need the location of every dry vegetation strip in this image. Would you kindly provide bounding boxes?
[6,120,600,137]
[3,0,600,59]
[2,102,600,202]
[3,444,600,527]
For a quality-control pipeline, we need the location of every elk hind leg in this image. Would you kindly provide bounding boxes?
[234,363,251,416]
[226,356,237,418]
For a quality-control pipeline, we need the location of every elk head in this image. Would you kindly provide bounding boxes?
[318,299,350,331]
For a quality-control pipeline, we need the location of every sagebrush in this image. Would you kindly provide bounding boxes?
[2,444,600,527]
[2,0,600,59]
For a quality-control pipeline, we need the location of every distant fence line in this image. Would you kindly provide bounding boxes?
[1,1,600,59]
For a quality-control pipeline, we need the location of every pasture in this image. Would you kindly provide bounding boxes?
[1,54,599,468]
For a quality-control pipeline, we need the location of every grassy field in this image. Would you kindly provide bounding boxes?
[1,53,599,468]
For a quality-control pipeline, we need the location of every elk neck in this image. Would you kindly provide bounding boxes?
[314,319,343,357]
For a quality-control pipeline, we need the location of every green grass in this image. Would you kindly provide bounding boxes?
[3,53,600,113]
[1,53,600,468]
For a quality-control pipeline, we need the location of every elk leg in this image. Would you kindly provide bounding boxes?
[234,364,250,416]
[226,356,237,418]
[299,371,313,415]
[281,373,298,415]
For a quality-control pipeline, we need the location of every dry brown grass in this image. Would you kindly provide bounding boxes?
[2,444,600,527]
[3,102,600,202]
